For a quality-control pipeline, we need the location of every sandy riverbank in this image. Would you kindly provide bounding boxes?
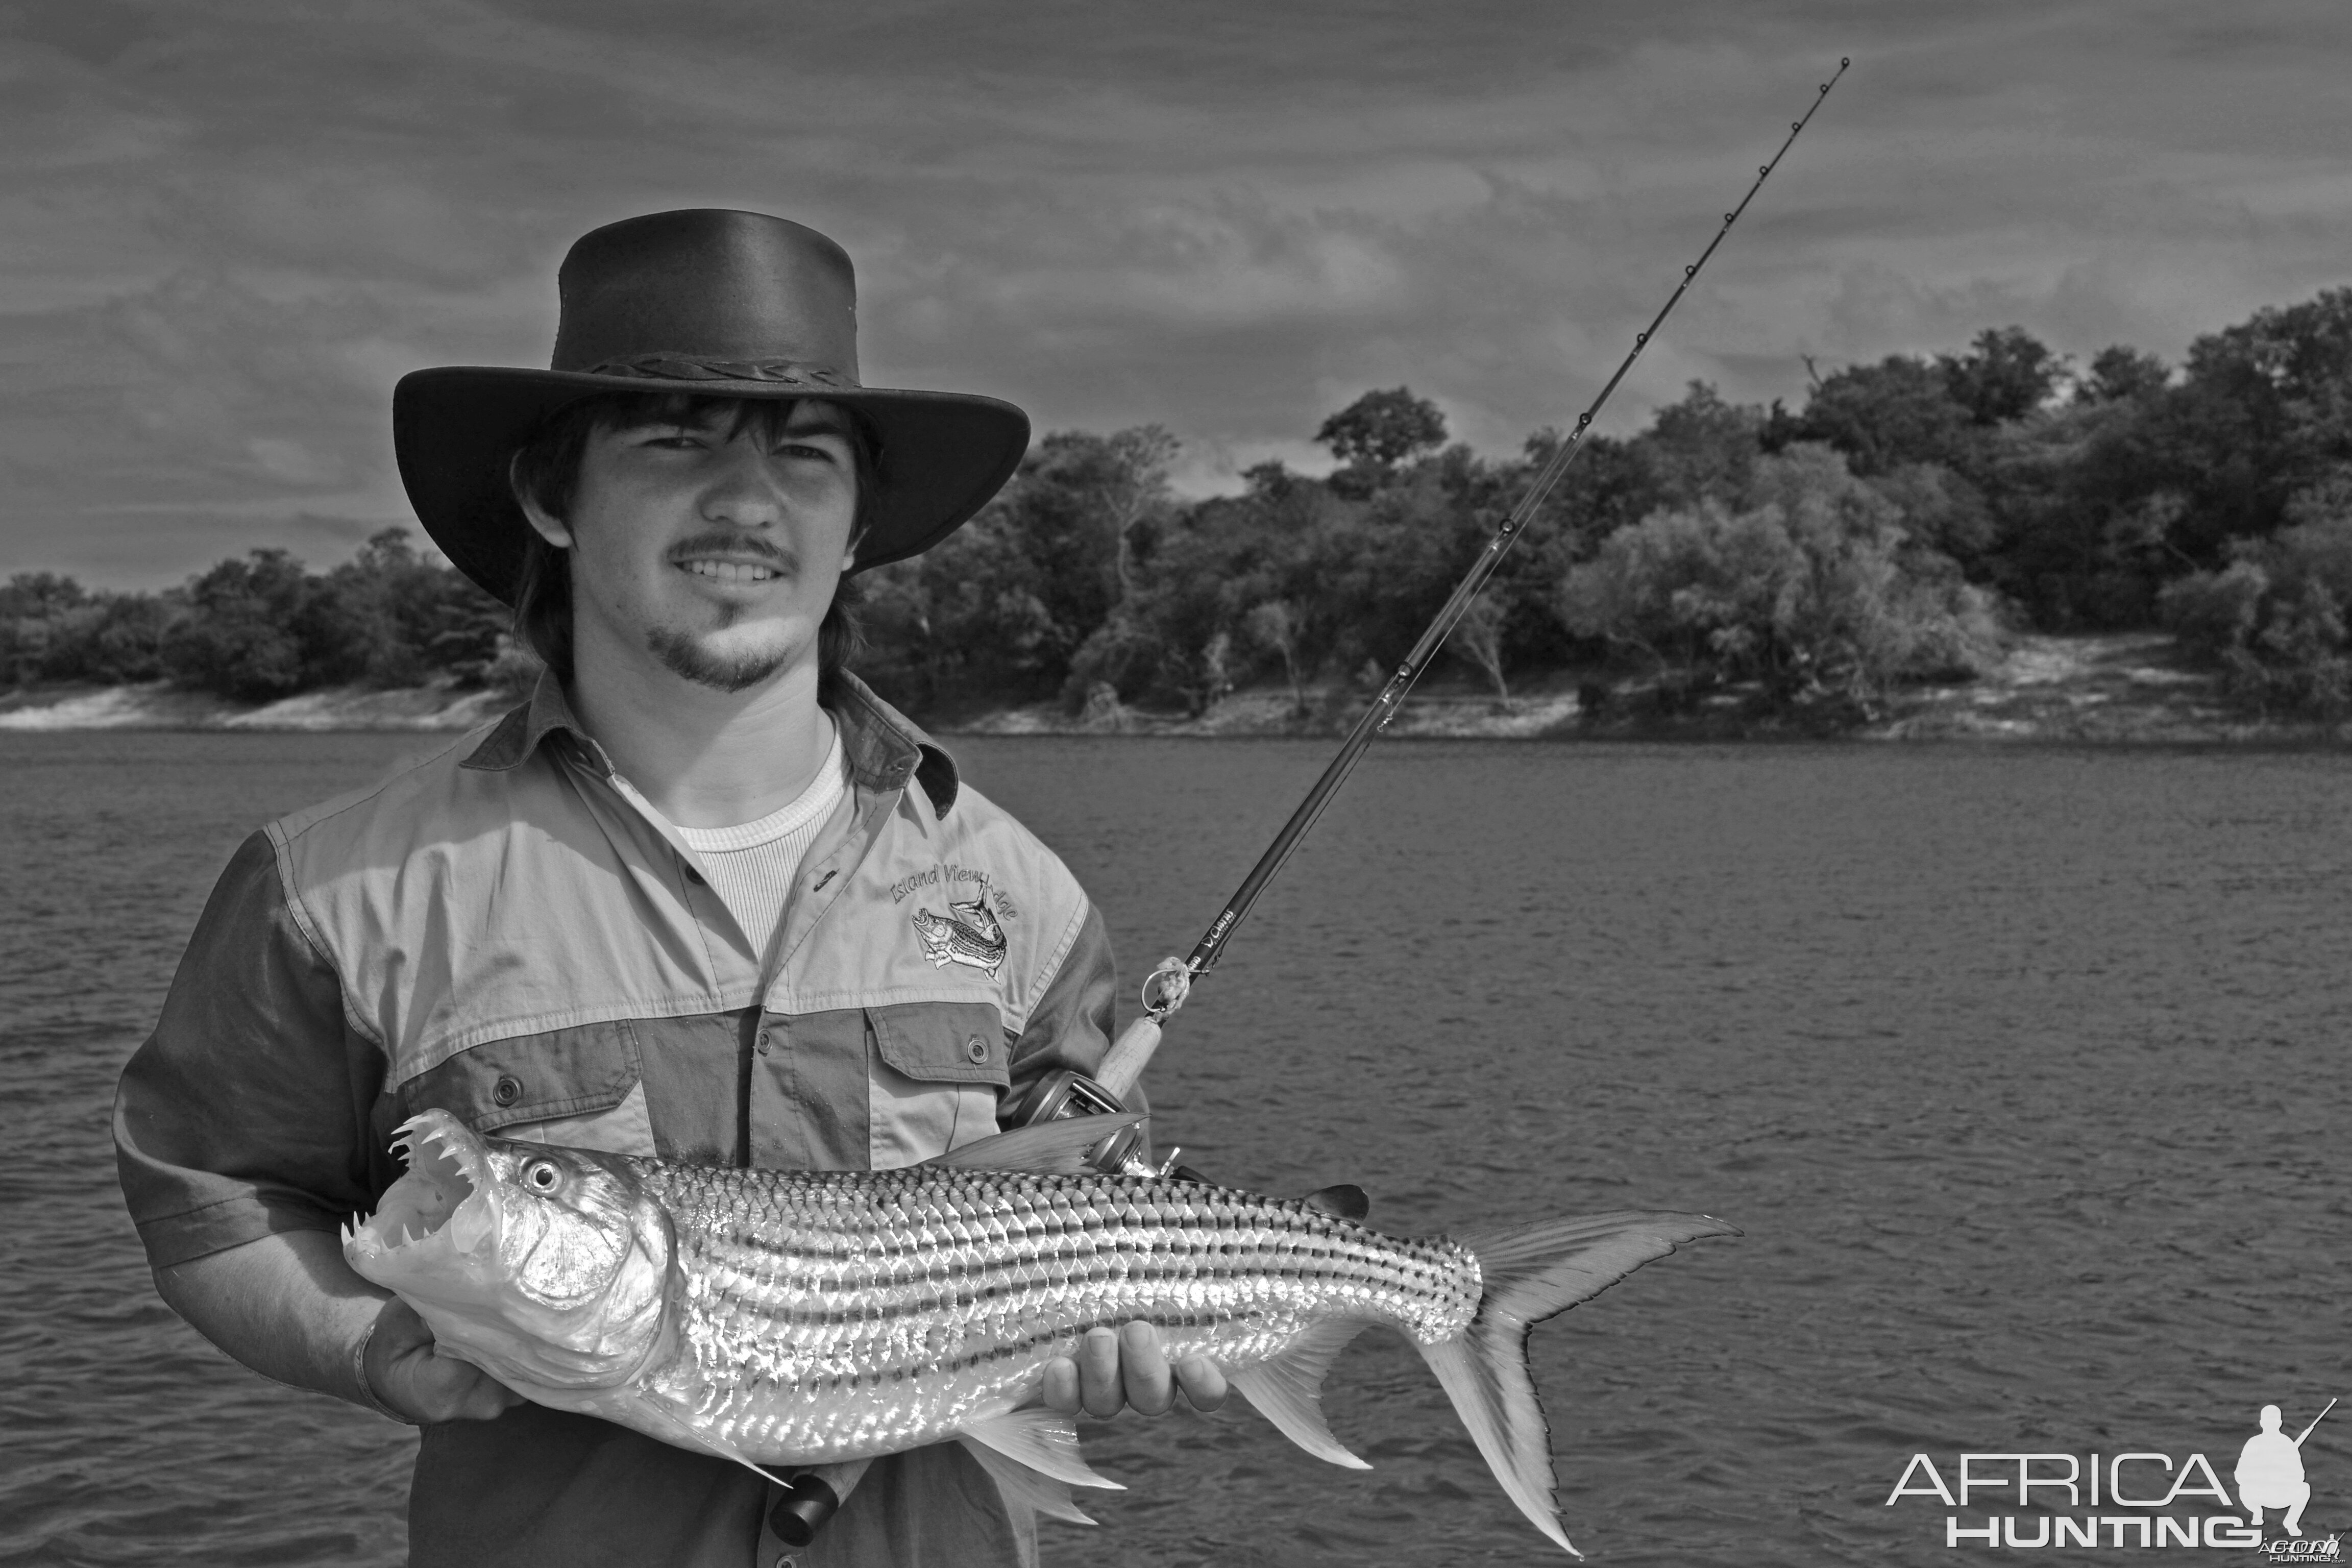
[951,633,2350,745]
[1,635,2342,742]
[0,679,514,732]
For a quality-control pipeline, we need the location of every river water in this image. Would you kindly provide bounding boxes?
[4,731,2347,1566]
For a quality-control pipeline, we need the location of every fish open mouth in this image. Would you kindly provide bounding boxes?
[345,1111,497,1263]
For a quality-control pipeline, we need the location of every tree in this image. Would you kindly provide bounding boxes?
[2,572,93,684]
[1939,326,2065,426]
[2074,345,2170,405]
[1789,356,1974,476]
[2158,287,2352,554]
[876,427,1179,706]
[1095,426,1179,596]
[1242,599,1308,715]
[162,550,316,699]
[1445,594,1510,703]
[1315,387,1447,471]
[1556,444,2000,710]
[1636,382,1761,509]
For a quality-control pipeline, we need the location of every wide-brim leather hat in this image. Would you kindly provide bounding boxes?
[394,209,1030,603]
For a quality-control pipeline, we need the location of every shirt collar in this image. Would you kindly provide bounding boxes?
[460,668,960,817]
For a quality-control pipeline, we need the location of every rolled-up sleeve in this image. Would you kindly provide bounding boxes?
[115,830,389,1269]
[1000,898,1121,1125]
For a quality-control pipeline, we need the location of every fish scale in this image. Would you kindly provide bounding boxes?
[636,1160,1480,1464]
[348,1109,1733,1555]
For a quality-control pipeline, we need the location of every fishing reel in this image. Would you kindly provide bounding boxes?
[1022,1067,1197,1179]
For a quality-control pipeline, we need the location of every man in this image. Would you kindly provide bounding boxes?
[115,209,1220,1567]
[2237,1403,2315,1537]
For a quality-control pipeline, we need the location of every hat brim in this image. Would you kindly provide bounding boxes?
[393,366,1030,604]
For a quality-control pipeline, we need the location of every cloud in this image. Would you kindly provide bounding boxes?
[2,0,2349,585]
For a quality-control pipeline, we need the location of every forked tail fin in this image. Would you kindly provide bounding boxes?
[1417,1211,1738,1558]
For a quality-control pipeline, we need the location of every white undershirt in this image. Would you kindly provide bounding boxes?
[617,722,849,955]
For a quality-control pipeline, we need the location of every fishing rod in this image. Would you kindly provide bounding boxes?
[1056,58,1852,1122]
[2296,1398,2338,1446]
[775,61,1853,1546]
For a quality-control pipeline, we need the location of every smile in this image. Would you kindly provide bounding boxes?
[677,559,779,583]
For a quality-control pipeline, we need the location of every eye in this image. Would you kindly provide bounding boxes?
[775,430,848,462]
[523,1159,564,1194]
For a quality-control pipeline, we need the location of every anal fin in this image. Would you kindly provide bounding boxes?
[958,1407,1124,1491]
[1227,1319,1373,1469]
[956,1435,1100,1527]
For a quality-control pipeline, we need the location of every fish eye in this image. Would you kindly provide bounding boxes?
[523,1159,563,1194]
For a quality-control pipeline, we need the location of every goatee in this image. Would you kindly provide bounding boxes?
[645,626,789,693]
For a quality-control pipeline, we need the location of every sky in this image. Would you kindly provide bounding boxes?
[2,0,2348,590]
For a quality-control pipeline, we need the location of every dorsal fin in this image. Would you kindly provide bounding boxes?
[1299,1184,1369,1221]
[925,1114,1146,1174]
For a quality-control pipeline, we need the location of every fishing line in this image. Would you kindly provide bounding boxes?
[1116,58,1851,1059]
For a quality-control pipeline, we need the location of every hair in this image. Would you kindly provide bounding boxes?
[504,391,878,696]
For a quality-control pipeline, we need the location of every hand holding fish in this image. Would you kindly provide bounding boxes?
[1041,1321,1229,1419]
[361,1297,527,1424]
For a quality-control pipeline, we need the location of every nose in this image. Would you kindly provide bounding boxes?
[698,439,791,529]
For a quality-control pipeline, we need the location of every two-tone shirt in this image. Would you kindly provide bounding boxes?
[114,672,1119,1567]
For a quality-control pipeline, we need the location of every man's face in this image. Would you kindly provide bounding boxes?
[527,398,861,693]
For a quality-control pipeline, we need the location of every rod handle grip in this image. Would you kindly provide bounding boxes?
[768,1458,871,1546]
[1094,1015,1162,1102]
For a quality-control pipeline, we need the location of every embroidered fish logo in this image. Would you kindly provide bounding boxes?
[913,891,1007,980]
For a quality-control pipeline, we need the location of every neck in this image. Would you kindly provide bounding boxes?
[568,633,835,830]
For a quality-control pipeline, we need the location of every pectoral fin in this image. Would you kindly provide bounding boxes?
[1226,1319,1373,1470]
[925,1115,1147,1175]
[958,1407,1124,1491]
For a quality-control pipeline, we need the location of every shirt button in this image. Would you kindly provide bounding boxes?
[965,1036,989,1064]
[492,1074,522,1106]
[756,1032,773,1057]
[682,863,705,886]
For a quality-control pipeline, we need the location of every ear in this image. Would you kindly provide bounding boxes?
[840,528,865,576]
[510,454,575,549]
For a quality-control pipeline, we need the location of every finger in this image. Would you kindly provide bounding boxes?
[1119,1320,1174,1417]
[1079,1326,1123,1419]
[404,1352,506,1424]
[1174,1355,1229,1413]
[1041,1356,1081,1414]
[371,1297,436,1356]
[452,1369,524,1422]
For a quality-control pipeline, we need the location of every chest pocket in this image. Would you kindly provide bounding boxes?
[397,1020,654,1156]
[867,1000,1010,1170]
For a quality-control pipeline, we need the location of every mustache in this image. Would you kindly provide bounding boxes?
[666,532,798,570]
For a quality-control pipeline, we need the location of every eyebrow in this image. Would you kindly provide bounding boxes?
[778,409,853,439]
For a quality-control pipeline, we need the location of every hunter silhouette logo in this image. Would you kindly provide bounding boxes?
[912,891,1008,980]
[2242,1399,2335,1542]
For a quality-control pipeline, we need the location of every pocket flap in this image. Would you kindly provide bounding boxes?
[399,1020,645,1134]
[868,1001,1010,1088]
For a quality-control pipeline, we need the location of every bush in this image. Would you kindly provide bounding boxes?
[2160,503,2352,715]
[1557,445,2001,710]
